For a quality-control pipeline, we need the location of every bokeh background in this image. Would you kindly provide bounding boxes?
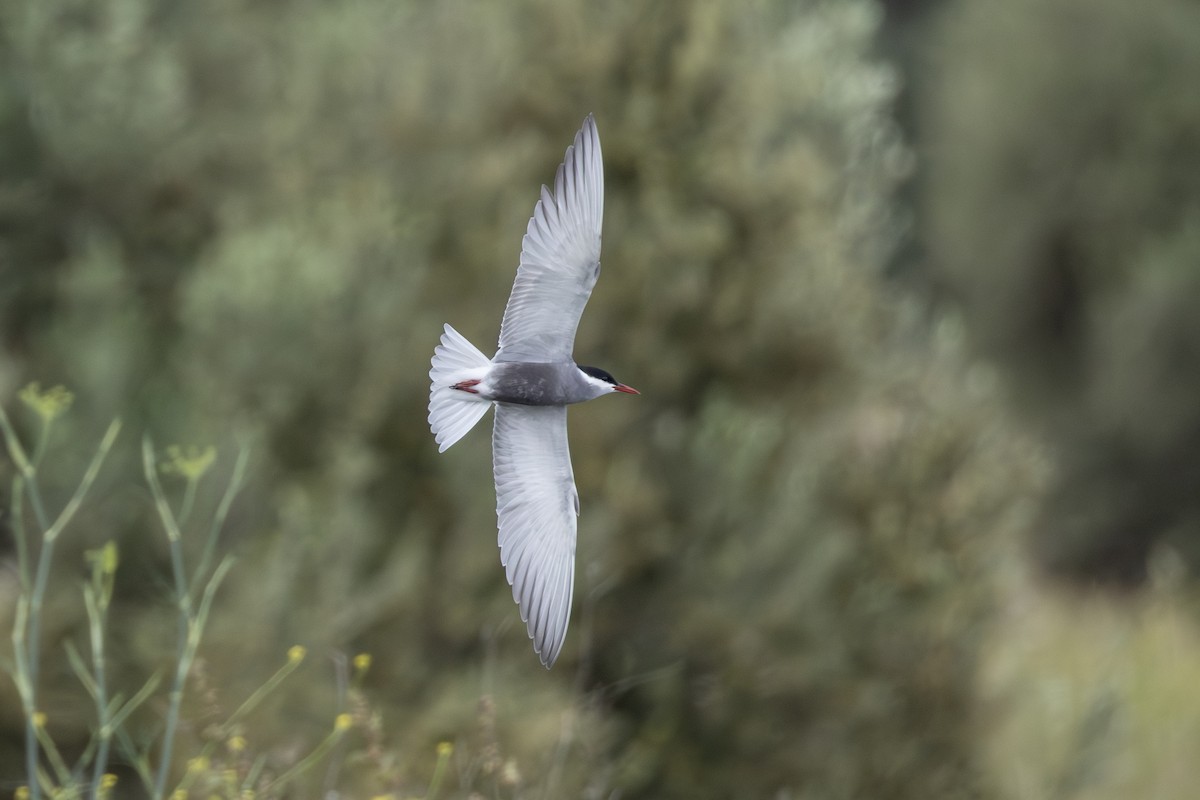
[2,0,1200,797]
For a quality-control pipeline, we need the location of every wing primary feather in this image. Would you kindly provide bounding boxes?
[495,115,605,363]
[493,404,578,667]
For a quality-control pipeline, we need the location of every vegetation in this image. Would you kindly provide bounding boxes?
[0,0,1197,797]
[919,0,1200,583]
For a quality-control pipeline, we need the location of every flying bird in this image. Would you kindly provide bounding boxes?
[428,115,637,668]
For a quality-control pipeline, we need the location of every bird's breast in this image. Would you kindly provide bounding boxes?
[486,362,577,406]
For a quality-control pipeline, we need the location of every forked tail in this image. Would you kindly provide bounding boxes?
[429,323,492,452]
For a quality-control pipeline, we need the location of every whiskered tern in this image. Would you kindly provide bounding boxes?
[428,115,637,667]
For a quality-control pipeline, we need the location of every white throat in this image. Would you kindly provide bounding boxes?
[578,368,615,396]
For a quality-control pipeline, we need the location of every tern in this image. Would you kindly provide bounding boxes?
[428,115,637,668]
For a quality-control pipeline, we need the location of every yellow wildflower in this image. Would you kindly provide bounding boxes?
[100,540,118,574]
[19,383,73,423]
[161,444,217,480]
[86,541,119,575]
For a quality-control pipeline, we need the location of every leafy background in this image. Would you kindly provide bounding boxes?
[1,0,1199,797]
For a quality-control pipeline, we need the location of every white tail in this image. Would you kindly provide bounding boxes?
[428,323,492,452]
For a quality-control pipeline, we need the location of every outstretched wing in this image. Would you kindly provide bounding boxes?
[495,115,604,363]
[492,403,578,667]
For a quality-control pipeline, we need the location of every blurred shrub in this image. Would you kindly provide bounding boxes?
[918,0,1200,584]
[980,563,1200,800]
[0,0,1046,797]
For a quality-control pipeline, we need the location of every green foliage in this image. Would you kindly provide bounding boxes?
[19,0,1200,798]
[0,395,426,798]
[979,567,1200,800]
[1,387,121,799]
[919,0,1200,583]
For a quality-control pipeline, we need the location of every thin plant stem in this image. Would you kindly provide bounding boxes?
[106,669,164,732]
[45,419,122,541]
[5,473,36,798]
[144,436,189,800]
[27,418,121,678]
[0,401,31,472]
[33,719,72,787]
[11,475,28,588]
[242,754,268,793]
[221,647,305,731]
[25,498,54,679]
[89,626,112,798]
[173,638,301,797]
[83,543,117,799]
[30,417,51,468]
[178,476,198,529]
[14,598,39,800]
[427,742,454,800]
[155,612,190,800]
[114,726,155,796]
[190,444,248,597]
[144,434,244,799]
[0,405,119,800]
[261,720,352,795]
[100,667,164,796]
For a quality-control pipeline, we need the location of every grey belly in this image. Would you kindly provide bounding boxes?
[489,362,573,406]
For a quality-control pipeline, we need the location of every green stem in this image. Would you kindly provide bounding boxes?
[190,444,248,596]
[261,723,350,795]
[178,476,198,530]
[221,649,305,731]
[1,405,40,796]
[28,418,120,679]
[19,512,51,800]
[10,476,28,588]
[23,700,38,800]
[5,416,120,800]
[30,417,53,469]
[87,593,112,799]
[144,436,191,800]
[25,482,54,684]
[427,743,453,800]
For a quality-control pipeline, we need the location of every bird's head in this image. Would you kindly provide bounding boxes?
[578,365,639,397]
